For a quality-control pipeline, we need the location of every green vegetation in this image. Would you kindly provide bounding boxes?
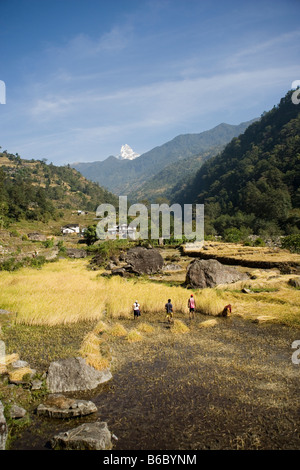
[0,151,118,226]
[86,237,132,263]
[281,234,300,253]
[176,91,300,239]
[0,255,47,272]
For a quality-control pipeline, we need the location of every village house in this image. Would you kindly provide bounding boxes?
[61,224,80,235]
[107,224,137,240]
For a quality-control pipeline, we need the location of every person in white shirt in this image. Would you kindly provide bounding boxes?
[133,300,141,320]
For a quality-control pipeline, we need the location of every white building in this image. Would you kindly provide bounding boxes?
[107,224,137,240]
[61,224,80,235]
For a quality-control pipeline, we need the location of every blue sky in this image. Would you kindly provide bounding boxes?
[0,0,299,165]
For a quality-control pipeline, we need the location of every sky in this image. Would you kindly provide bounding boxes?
[0,0,299,165]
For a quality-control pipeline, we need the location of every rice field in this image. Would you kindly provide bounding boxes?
[0,258,299,328]
[0,259,228,325]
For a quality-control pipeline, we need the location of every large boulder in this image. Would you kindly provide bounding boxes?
[50,421,112,450]
[125,247,164,275]
[46,357,112,393]
[186,258,249,288]
[0,400,7,451]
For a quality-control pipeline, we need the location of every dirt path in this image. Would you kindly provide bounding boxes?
[11,315,300,450]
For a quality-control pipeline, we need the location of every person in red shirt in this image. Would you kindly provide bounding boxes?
[222,304,232,317]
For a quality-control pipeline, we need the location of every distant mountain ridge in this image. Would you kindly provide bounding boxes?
[72,120,257,198]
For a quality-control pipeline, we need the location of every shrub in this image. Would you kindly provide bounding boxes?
[281,234,300,253]
[223,228,243,243]
[10,229,20,237]
[254,237,265,247]
[42,238,54,248]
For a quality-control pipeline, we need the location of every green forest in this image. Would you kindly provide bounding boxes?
[175,90,300,240]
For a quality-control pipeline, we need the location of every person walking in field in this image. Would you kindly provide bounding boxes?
[188,294,196,320]
[165,299,174,324]
[133,300,141,320]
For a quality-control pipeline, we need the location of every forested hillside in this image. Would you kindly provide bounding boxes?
[128,144,225,203]
[0,151,117,224]
[175,91,300,238]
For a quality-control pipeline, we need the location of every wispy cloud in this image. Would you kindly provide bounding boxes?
[1,1,299,164]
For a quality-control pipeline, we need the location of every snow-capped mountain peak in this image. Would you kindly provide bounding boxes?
[118,144,140,160]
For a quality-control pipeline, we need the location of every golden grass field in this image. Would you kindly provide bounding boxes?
[0,258,299,328]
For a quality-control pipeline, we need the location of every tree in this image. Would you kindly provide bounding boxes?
[84,225,98,246]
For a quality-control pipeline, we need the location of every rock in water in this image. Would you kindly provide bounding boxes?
[37,395,97,418]
[125,247,164,275]
[0,401,7,450]
[46,357,112,393]
[186,258,249,288]
[50,421,112,450]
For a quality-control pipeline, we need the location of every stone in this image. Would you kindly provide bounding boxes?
[111,267,134,278]
[288,277,300,288]
[36,394,97,419]
[242,288,252,293]
[105,262,117,270]
[8,404,27,419]
[50,420,112,450]
[46,357,112,393]
[0,400,8,450]
[66,248,87,259]
[31,379,43,390]
[253,316,277,324]
[27,232,47,242]
[89,252,108,267]
[163,263,183,271]
[11,360,29,369]
[185,259,249,288]
[44,249,59,261]
[0,309,12,315]
[125,247,164,275]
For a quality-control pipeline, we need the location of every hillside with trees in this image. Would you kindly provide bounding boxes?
[0,151,118,225]
[175,90,300,239]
